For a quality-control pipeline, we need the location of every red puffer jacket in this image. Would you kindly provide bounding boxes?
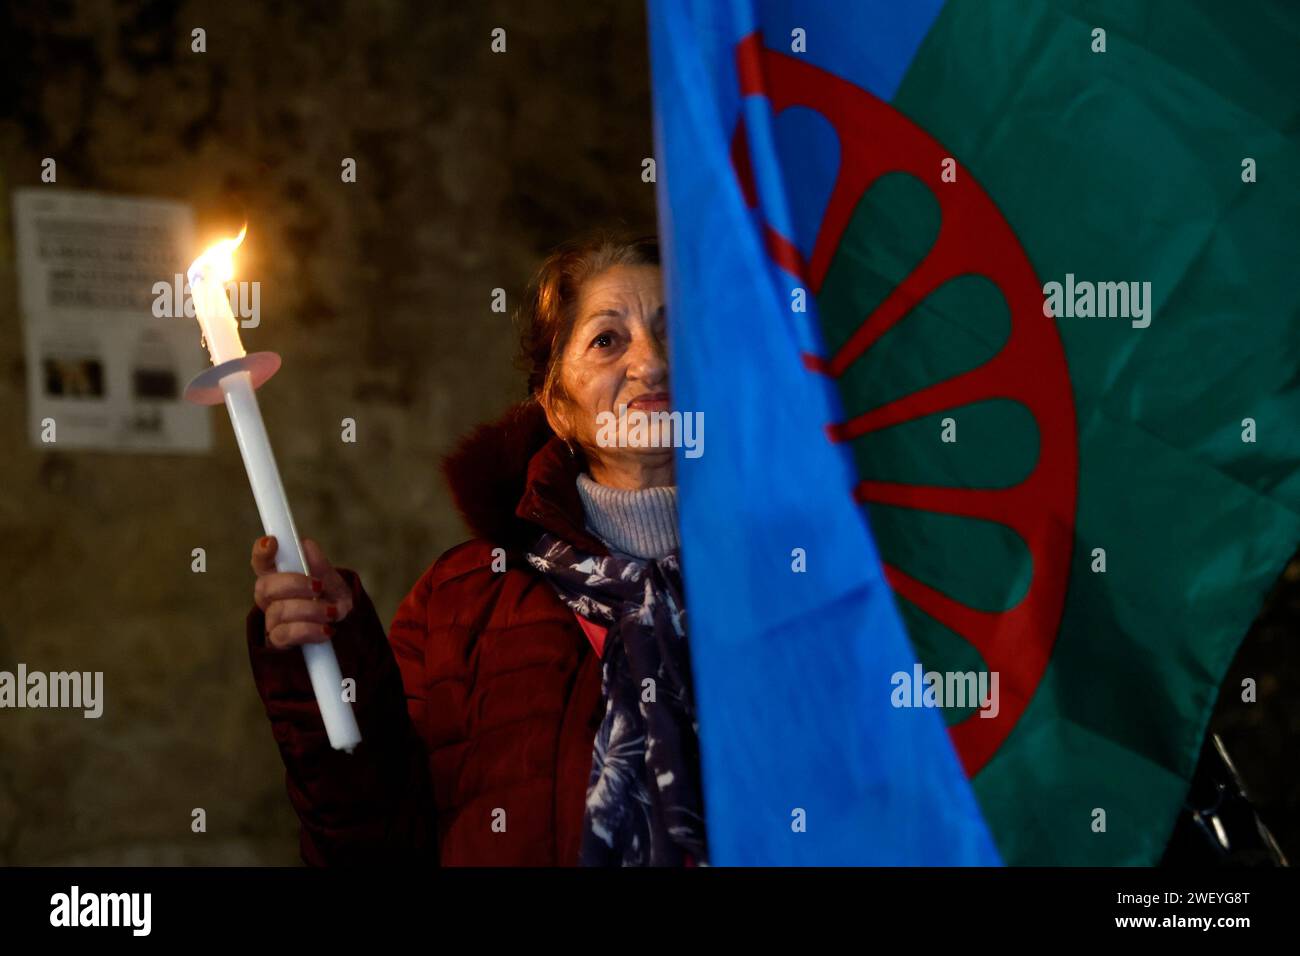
[246,400,613,866]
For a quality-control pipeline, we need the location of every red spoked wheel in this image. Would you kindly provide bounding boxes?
[730,33,1079,777]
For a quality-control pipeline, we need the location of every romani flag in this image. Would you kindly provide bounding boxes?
[649,0,1300,864]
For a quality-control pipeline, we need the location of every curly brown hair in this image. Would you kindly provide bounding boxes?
[515,230,660,432]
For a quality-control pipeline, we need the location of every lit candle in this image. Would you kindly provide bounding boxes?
[188,227,248,366]
[185,228,362,753]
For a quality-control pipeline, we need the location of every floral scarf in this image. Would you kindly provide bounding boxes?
[526,532,709,866]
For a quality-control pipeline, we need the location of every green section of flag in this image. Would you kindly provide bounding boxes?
[820,0,1300,864]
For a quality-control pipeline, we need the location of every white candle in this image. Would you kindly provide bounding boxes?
[187,229,362,753]
[188,227,248,366]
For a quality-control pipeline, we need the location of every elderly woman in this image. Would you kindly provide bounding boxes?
[246,232,706,867]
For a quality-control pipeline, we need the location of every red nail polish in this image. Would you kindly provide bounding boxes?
[323,624,335,637]
[311,578,323,594]
[259,536,271,549]
[325,604,337,621]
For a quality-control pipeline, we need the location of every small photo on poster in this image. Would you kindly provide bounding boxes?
[42,353,106,399]
[131,331,179,401]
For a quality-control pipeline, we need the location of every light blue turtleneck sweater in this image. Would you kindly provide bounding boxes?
[575,472,679,560]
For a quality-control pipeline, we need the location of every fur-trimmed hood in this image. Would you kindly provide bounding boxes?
[441,398,609,555]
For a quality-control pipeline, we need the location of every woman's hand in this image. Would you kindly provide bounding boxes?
[251,536,354,649]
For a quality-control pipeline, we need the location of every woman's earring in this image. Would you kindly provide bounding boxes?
[565,439,576,459]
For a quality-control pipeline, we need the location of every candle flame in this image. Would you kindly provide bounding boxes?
[187,224,247,287]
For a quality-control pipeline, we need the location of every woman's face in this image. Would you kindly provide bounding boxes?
[547,263,672,475]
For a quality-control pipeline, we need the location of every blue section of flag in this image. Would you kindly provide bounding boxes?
[648,0,1001,864]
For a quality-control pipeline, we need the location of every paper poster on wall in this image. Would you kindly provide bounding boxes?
[12,188,212,453]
